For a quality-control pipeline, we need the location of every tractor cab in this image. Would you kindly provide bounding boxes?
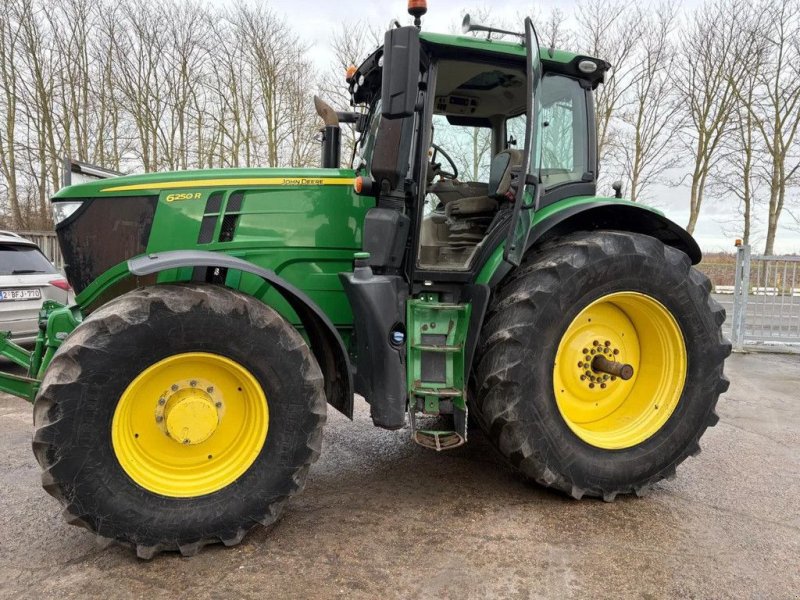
[345,17,608,278]
[335,11,612,448]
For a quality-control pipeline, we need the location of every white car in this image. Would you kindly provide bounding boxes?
[0,231,73,345]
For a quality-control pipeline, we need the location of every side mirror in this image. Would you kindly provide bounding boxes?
[611,180,623,198]
[381,26,420,120]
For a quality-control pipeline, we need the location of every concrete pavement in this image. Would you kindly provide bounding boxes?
[0,353,798,599]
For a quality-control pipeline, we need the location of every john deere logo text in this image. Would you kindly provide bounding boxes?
[281,178,324,186]
[165,192,202,202]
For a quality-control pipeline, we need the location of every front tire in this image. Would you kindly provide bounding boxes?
[33,284,326,558]
[472,231,730,500]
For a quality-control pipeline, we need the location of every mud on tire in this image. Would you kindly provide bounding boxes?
[33,284,326,558]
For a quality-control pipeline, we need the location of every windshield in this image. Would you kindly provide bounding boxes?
[0,243,57,275]
[354,98,382,172]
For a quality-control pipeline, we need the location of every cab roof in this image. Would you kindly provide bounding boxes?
[419,32,609,89]
[352,30,609,104]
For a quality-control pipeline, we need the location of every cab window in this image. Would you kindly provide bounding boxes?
[430,114,492,183]
[505,74,589,189]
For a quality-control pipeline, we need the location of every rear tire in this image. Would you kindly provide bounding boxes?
[33,284,326,558]
[472,231,730,500]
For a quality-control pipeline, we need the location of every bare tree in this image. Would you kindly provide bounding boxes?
[747,0,800,254]
[0,0,23,227]
[575,0,644,171]
[319,24,382,164]
[616,3,682,202]
[675,0,744,235]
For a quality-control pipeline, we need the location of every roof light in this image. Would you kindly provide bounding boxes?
[345,65,357,82]
[578,60,598,74]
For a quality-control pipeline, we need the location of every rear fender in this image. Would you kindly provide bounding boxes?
[481,200,701,287]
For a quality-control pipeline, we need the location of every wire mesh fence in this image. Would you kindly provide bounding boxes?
[730,245,800,349]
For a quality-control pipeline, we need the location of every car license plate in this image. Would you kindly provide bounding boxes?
[0,288,42,302]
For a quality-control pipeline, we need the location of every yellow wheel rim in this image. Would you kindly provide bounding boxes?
[112,352,269,497]
[553,292,686,449]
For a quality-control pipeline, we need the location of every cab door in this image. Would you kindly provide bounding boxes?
[504,17,543,266]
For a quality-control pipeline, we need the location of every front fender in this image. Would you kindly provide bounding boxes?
[124,251,354,418]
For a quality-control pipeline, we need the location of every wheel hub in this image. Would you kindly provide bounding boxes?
[112,353,269,498]
[162,388,220,445]
[575,338,630,390]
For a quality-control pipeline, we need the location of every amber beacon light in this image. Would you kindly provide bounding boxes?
[408,0,427,27]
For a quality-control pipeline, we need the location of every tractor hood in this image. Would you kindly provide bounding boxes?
[53,167,356,200]
[51,167,360,296]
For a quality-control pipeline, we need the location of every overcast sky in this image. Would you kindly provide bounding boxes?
[215,0,799,253]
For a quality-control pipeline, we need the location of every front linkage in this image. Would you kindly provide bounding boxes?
[0,301,81,401]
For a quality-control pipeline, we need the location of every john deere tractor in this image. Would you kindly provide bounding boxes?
[0,3,729,558]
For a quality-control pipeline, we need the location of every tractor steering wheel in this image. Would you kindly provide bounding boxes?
[430,143,459,181]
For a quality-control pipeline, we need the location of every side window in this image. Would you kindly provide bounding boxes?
[506,75,589,189]
[539,75,588,188]
[505,114,526,150]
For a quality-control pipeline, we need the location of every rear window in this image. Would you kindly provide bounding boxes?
[0,243,58,275]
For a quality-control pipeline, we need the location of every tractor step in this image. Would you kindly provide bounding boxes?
[408,408,467,451]
[406,294,471,451]
[412,429,465,451]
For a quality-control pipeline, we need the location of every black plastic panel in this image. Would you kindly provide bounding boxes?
[55,196,157,293]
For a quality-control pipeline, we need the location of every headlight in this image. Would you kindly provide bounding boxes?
[52,201,83,224]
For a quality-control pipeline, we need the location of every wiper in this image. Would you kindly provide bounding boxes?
[11,269,45,274]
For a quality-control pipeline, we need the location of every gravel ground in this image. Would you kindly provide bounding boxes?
[0,352,798,599]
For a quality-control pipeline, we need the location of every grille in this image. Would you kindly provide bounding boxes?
[55,196,157,293]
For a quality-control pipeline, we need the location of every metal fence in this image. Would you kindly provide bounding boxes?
[731,245,800,350]
[16,231,63,271]
[7,232,799,350]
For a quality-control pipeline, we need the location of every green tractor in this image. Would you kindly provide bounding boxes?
[0,4,729,558]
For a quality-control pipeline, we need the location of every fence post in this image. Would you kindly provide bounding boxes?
[731,243,751,351]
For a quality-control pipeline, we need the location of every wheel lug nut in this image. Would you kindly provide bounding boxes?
[580,375,586,381]
[583,348,589,354]
[171,384,178,391]
[613,349,619,355]
[611,376,617,381]
[578,361,583,367]
[604,340,611,347]
[155,415,163,423]
[589,383,595,389]
[215,402,222,408]
[593,340,599,346]
[158,397,165,406]
[207,386,214,393]
[600,383,606,389]
[190,380,197,387]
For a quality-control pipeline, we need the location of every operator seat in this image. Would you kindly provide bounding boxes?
[441,149,523,226]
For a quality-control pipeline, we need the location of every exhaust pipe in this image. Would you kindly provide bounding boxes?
[314,96,341,169]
